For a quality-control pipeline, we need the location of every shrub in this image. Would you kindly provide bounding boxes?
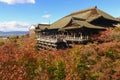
[54,60,66,80]
[90,71,103,80]
[76,58,89,79]
[105,48,120,61]
[35,59,66,80]
[8,35,19,39]
[18,56,38,80]
[0,41,4,46]
[114,26,120,32]
[47,65,56,80]
[111,31,120,42]
[91,31,111,43]
[0,32,120,80]
[0,62,28,80]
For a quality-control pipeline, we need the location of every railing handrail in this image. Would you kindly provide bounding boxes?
[37,35,90,43]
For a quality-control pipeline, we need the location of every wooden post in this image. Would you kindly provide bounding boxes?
[80,33,83,39]
[74,33,75,39]
[38,33,40,38]
[79,32,81,40]
[86,35,88,39]
[62,32,64,37]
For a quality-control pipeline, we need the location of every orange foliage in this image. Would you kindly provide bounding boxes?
[0,32,120,80]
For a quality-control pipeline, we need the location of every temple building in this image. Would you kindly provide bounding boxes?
[35,7,120,50]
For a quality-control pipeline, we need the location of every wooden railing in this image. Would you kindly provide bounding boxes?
[64,36,90,42]
[36,35,90,50]
[37,35,90,43]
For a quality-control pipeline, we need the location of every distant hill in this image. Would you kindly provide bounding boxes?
[0,31,28,37]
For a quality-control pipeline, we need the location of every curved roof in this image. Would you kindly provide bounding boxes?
[73,19,105,29]
[49,6,119,30]
[59,19,105,31]
[67,6,119,22]
[35,24,50,31]
[49,16,72,29]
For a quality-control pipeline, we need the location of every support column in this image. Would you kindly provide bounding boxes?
[74,33,75,39]
[80,33,83,39]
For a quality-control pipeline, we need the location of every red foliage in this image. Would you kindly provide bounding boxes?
[0,32,120,80]
[0,37,37,80]
[91,29,113,42]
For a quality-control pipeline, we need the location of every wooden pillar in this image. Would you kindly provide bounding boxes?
[67,32,69,38]
[62,32,64,36]
[79,32,81,40]
[74,33,75,39]
[86,35,89,40]
[80,33,83,39]
[38,33,40,38]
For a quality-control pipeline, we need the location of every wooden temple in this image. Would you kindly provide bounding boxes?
[35,7,120,50]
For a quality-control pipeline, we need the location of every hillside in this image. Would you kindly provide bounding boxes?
[0,28,120,80]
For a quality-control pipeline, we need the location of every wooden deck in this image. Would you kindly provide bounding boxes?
[36,36,90,50]
[37,37,67,50]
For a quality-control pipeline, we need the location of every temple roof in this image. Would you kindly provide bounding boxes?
[35,24,50,31]
[49,6,119,30]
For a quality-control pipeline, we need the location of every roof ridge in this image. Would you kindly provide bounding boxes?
[95,8,120,22]
[66,6,97,17]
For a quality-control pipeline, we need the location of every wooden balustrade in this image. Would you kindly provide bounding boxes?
[37,35,90,42]
[36,34,90,50]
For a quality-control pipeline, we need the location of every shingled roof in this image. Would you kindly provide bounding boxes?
[35,24,50,31]
[67,6,119,22]
[49,6,119,30]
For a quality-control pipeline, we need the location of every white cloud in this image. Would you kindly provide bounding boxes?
[0,0,35,4]
[42,14,51,18]
[0,21,31,31]
[40,22,50,24]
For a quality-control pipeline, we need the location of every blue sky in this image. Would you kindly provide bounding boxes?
[0,0,120,31]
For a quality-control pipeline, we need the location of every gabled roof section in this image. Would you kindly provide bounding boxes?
[95,8,119,22]
[67,6,119,22]
[73,19,106,29]
[59,19,105,31]
[35,24,50,31]
[49,6,119,30]
[49,16,72,29]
